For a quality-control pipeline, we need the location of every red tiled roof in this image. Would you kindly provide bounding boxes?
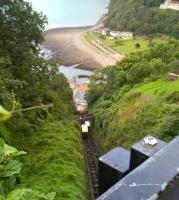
[78,82,89,93]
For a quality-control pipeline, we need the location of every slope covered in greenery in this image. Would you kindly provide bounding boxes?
[12,121,87,200]
[87,39,179,152]
[106,0,179,38]
[0,1,87,199]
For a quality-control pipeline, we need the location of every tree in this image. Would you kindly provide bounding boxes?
[0,0,47,107]
[106,0,179,38]
[0,0,73,117]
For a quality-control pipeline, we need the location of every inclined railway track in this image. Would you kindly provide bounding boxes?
[83,133,101,200]
[79,112,101,199]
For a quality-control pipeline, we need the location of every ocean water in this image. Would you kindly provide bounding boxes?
[29,0,108,82]
[42,47,92,84]
[59,66,92,84]
[27,0,109,29]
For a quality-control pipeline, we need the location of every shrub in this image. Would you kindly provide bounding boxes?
[135,43,141,49]
[165,91,179,103]
[157,107,179,141]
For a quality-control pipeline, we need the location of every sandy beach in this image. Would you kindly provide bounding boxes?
[44,26,117,70]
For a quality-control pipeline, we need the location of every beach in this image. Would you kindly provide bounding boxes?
[44,26,117,70]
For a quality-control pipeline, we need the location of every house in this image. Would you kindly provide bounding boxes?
[160,0,179,10]
[74,81,89,113]
[121,32,134,40]
[109,31,133,40]
[110,31,121,38]
[78,81,89,93]
[99,28,109,36]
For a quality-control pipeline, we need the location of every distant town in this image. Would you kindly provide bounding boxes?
[69,76,89,113]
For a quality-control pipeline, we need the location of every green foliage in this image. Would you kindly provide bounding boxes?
[106,0,179,38]
[87,40,177,105]
[0,0,86,200]
[88,39,179,152]
[0,0,75,147]
[157,107,179,142]
[5,189,55,200]
[0,111,57,200]
[0,107,11,123]
[12,121,87,200]
[0,136,26,196]
[0,188,56,200]
[115,40,123,46]
[0,0,73,117]
[0,142,26,178]
[135,43,141,49]
[86,32,167,55]
[165,91,179,103]
[0,125,10,142]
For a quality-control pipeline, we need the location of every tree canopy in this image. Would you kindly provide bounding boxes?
[0,0,73,116]
[87,39,179,150]
[0,1,87,200]
[106,0,179,38]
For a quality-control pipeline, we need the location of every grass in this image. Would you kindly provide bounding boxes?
[113,79,179,146]
[84,32,110,54]
[117,97,146,120]
[134,79,179,95]
[12,120,87,200]
[84,32,94,45]
[85,31,168,55]
[101,36,167,54]
[91,78,179,151]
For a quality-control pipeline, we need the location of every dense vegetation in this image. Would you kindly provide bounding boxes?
[0,1,86,200]
[87,39,179,152]
[14,121,87,200]
[106,0,179,38]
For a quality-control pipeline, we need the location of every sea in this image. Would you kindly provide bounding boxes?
[27,0,109,83]
[27,0,109,29]
[42,49,92,84]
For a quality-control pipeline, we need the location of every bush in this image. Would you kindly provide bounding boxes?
[115,40,123,46]
[157,107,179,141]
[165,91,179,103]
[135,43,141,48]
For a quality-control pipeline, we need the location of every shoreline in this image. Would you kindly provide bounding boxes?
[44,21,118,70]
[45,26,93,33]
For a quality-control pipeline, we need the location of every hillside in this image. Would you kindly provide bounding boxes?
[87,39,179,152]
[106,0,179,38]
[12,121,87,200]
[0,1,87,200]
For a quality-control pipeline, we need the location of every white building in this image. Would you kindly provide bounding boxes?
[109,31,133,40]
[160,0,179,10]
[110,31,121,38]
[99,28,109,36]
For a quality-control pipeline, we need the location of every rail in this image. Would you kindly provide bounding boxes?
[83,134,101,200]
[80,113,101,200]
